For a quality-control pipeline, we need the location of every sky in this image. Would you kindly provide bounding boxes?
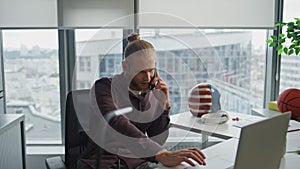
[3,30,58,49]
[2,29,122,50]
[2,29,268,52]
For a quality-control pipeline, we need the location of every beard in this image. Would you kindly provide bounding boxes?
[129,79,149,92]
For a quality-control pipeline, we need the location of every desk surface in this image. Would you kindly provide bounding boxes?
[0,114,24,135]
[170,111,265,139]
[167,111,300,169]
[0,114,26,169]
[161,137,300,169]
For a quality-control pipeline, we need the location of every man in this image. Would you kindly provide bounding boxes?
[79,33,206,169]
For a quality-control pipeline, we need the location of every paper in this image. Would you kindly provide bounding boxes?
[286,131,300,152]
[232,119,257,128]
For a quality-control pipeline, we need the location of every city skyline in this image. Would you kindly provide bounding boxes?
[3,29,267,51]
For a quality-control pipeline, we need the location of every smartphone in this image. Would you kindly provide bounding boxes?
[149,69,158,90]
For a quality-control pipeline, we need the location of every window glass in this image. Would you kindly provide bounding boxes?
[75,29,123,90]
[140,29,267,114]
[279,0,300,93]
[75,29,266,114]
[3,30,61,144]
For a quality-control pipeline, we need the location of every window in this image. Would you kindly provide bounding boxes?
[75,29,268,115]
[79,56,91,72]
[3,30,61,144]
[75,29,123,90]
[279,0,300,93]
[140,29,267,114]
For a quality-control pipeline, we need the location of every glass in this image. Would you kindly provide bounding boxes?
[140,29,267,115]
[75,29,267,115]
[75,29,123,90]
[2,30,61,144]
[279,0,300,93]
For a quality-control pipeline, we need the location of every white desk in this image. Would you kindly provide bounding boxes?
[0,114,26,169]
[170,111,265,139]
[252,108,281,117]
[160,137,300,169]
[165,111,300,169]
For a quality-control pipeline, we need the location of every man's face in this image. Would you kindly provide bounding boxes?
[122,48,156,91]
[130,68,156,91]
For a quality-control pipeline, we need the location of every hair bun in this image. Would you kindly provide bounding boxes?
[127,33,140,42]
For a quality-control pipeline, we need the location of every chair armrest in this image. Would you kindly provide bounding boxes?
[45,156,66,169]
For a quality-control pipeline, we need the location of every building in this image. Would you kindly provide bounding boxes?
[76,31,257,114]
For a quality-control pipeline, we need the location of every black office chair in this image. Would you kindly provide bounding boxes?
[45,89,91,169]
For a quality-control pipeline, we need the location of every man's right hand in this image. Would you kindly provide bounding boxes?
[155,148,206,167]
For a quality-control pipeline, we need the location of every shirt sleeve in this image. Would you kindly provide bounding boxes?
[146,109,170,145]
[91,78,165,160]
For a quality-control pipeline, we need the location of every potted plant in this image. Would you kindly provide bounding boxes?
[266,18,300,56]
[266,18,300,120]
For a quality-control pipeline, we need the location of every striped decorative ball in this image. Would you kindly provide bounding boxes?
[188,83,221,117]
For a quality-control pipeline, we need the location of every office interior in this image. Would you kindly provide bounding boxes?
[0,0,299,169]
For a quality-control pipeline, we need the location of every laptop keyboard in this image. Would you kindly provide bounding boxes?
[163,141,221,151]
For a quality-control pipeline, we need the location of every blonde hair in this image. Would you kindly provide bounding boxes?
[124,33,155,59]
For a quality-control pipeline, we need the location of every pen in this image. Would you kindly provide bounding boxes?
[287,129,300,133]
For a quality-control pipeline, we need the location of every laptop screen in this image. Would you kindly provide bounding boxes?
[233,112,291,169]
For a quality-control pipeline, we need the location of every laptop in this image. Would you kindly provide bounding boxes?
[181,112,291,169]
[228,112,291,169]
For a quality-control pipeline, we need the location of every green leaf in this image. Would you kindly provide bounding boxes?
[279,33,285,38]
[275,22,282,27]
[288,49,294,55]
[277,44,283,51]
[295,18,300,22]
[275,22,286,27]
[271,35,277,40]
[278,48,283,55]
[279,38,286,43]
[287,27,294,32]
[270,42,276,47]
[288,22,295,27]
[283,47,289,54]
[295,48,300,55]
[290,44,296,49]
[266,39,273,44]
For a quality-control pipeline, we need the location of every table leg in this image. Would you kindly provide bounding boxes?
[202,133,209,148]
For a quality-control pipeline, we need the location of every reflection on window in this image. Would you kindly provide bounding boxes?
[3,30,61,144]
[76,29,266,115]
[79,56,91,72]
[140,29,266,114]
[75,29,123,90]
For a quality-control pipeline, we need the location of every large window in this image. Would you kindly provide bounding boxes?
[279,0,300,93]
[2,30,61,144]
[139,29,267,114]
[0,28,268,145]
[75,29,267,115]
[0,0,290,153]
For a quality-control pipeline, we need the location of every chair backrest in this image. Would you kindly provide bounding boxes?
[65,89,91,169]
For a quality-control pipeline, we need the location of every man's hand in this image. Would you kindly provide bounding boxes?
[151,72,170,110]
[155,148,206,167]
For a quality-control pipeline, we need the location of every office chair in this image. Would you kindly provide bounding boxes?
[45,89,91,169]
